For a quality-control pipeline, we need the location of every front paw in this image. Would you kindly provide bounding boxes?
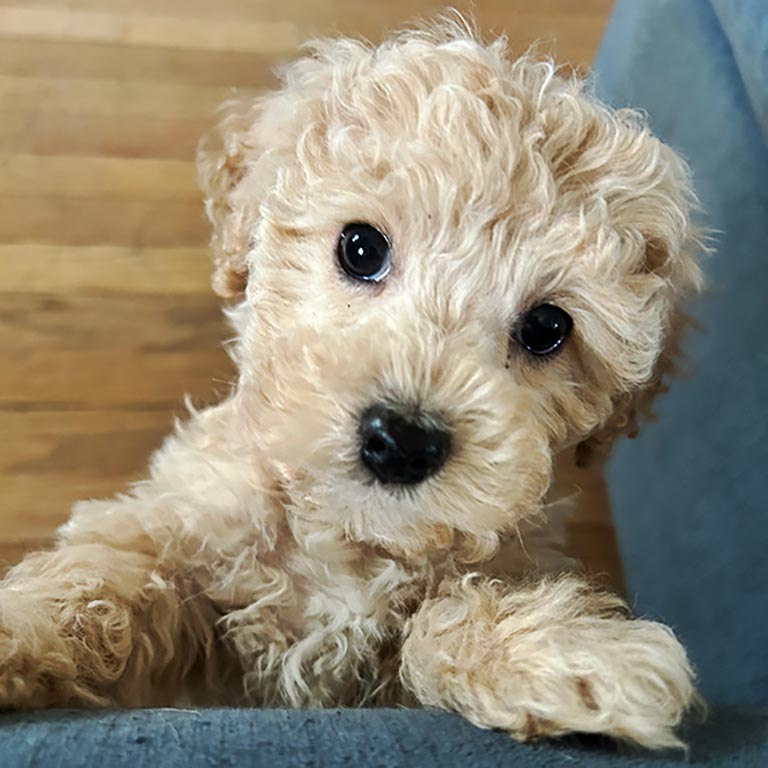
[402,577,699,749]
[522,616,699,749]
[0,590,82,709]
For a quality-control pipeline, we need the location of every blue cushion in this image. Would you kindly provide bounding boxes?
[710,0,768,140]
[595,0,768,707]
[2,708,767,768]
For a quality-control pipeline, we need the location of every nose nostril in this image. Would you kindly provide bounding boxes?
[365,435,387,457]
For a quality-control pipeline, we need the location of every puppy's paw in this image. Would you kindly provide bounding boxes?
[402,577,698,750]
[0,589,82,709]
[512,617,699,749]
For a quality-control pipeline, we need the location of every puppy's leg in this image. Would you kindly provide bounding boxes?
[0,539,200,709]
[401,574,697,749]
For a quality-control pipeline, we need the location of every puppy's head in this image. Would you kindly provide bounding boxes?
[198,19,701,559]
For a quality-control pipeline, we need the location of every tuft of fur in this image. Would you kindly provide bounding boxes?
[1,15,701,749]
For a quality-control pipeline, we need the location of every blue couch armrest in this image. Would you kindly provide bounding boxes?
[2,708,768,768]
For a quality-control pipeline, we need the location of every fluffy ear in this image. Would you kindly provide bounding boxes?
[572,138,704,467]
[197,44,343,298]
[197,101,265,298]
[574,308,690,467]
[197,87,312,298]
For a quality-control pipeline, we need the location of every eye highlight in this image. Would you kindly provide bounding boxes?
[337,223,392,282]
[514,304,573,356]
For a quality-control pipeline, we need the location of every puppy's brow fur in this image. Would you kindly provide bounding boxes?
[0,15,702,749]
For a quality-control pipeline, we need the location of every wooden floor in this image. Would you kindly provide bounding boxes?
[0,0,622,587]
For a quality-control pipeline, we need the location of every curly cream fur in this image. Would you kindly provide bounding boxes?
[0,15,702,749]
[402,574,696,749]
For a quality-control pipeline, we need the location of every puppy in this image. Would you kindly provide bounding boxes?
[0,17,702,749]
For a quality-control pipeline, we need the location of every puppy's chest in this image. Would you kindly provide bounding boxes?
[211,546,427,705]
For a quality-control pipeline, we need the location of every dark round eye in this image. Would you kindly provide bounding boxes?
[337,223,392,282]
[515,304,573,356]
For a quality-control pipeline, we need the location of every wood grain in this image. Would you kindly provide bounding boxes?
[0,245,212,294]
[0,6,300,54]
[0,0,621,590]
[0,154,198,200]
[0,197,208,247]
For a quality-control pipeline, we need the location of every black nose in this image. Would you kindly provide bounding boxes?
[358,405,452,486]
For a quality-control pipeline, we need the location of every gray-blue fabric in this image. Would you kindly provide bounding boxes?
[1,707,767,768]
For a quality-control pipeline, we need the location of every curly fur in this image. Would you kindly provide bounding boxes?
[0,14,703,749]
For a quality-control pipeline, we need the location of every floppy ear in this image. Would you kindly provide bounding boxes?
[197,87,315,298]
[573,137,703,467]
[197,43,345,299]
[197,99,278,298]
[574,307,690,467]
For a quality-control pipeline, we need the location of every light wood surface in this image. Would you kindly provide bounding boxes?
[0,1,622,588]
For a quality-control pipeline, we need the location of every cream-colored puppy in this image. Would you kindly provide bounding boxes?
[0,18,702,749]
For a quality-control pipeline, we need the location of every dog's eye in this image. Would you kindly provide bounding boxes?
[515,304,573,356]
[337,223,392,282]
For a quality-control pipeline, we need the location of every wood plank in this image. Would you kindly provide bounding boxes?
[0,408,179,433]
[0,38,281,88]
[0,0,612,24]
[0,74,248,161]
[567,521,625,588]
[0,154,197,201]
[0,408,174,541]
[0,196,209,247]
[0,417,168,482]
[0,293,235,405]
[0,6,300,55]
[0,0,291,21]
[1,540,51,568]
[0,346,231,406]
[0,10,605,91]
[555,453,613,524]
[0,245,212,295]
[0,75,252,120]
[558,452,625,589]
[0,110,208,160]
